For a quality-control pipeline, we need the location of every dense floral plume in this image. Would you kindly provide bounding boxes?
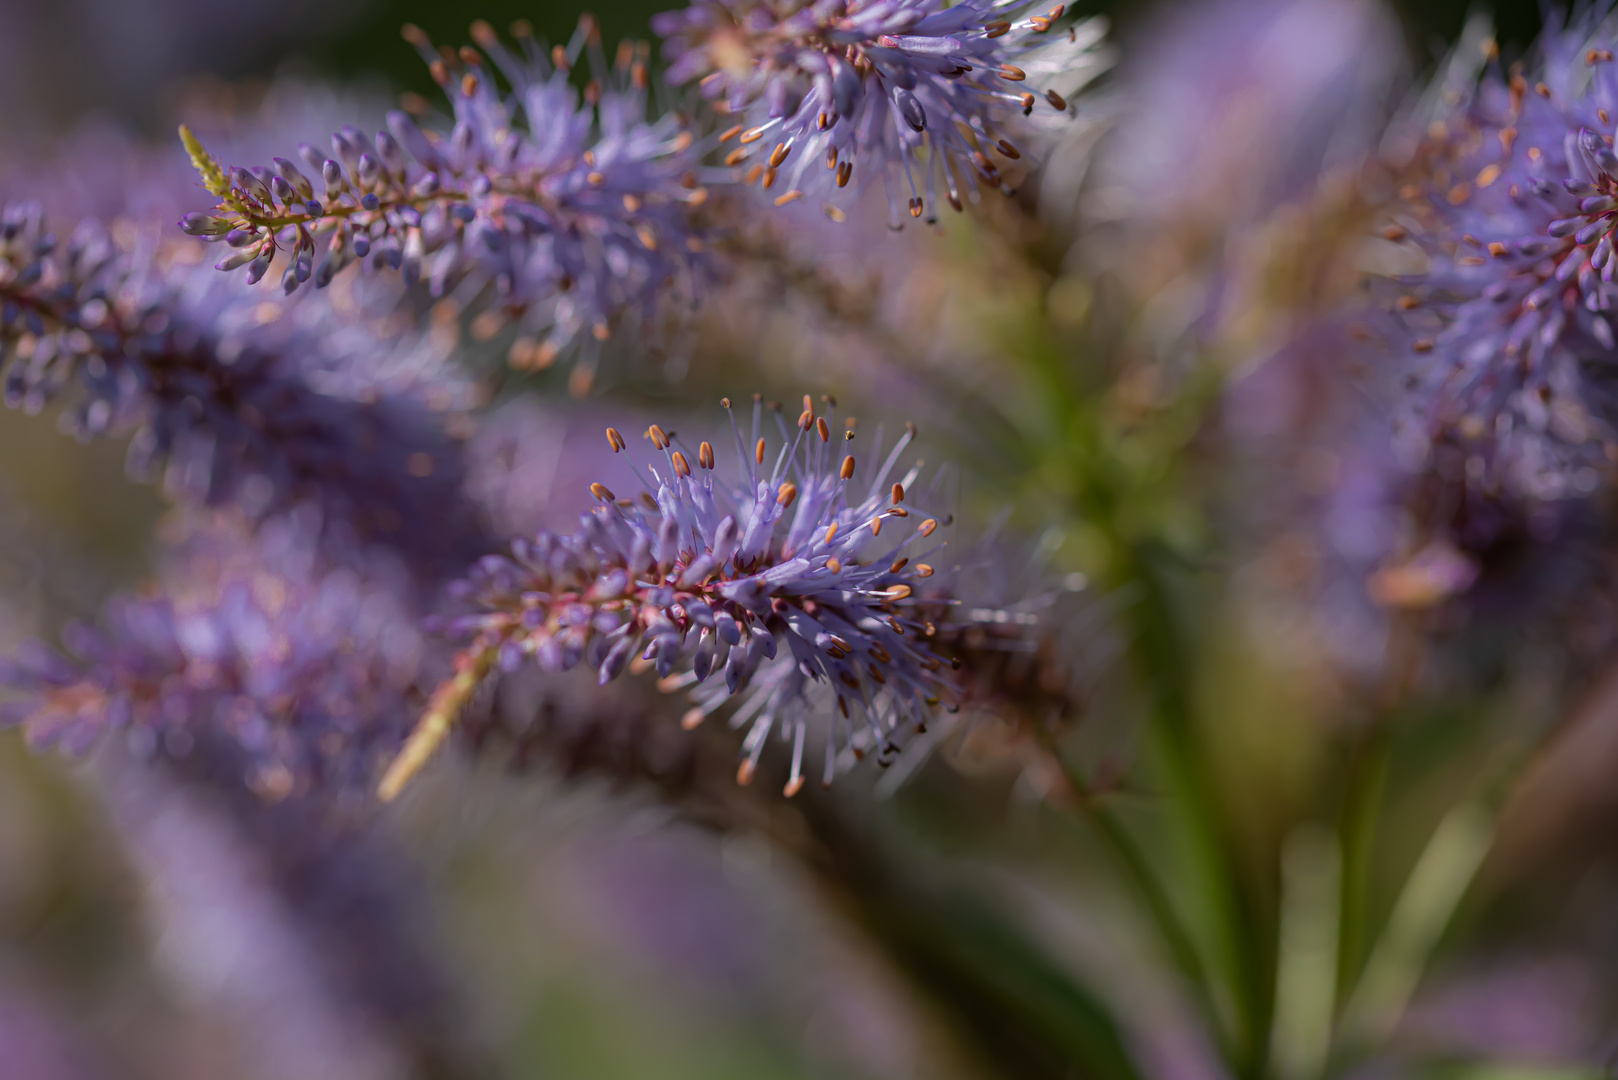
[0,202,476,565]
[1383,16,1618,500]
[0,512,433,800]
[653,0,1105,226]
[379,395,975,801]
[180,17,713,376]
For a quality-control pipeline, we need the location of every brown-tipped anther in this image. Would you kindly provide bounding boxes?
[552,44,570,70]
[511,18,532,37]
[888,507,909,518]
[591,482,615,502]
[755,437,766,464]
[770,142,791,167]
[1048,3,1065,16]
[719,124,744,143]
[587,171,606,186]
[1536,81,1551,97]
[889,557,908,573]
[996,139,1021,159]
[905,421,917,438]
[798,409,813,431]
[916,564,934,578]
[737,760,756,786]
[428,60,451,87]
[469,19,496,45]
[1031,15,1051,31]
[891,482,904,504]
[1413,339,1435,353]
[740,126,767,144]
[1020,92,1035,116]
[1046,89,1067,110]
[648,424,669,449]
[840,455,856,479]
[999,64,1026,81]
[784,775,804,797]
[724,148,749,167]
[401,23,431,47]
[817,417,830,442]
[824,522,840,545]
[744,164,764,185]
[606,427,626,453]
[1383,225,1408,241]
[461,72,479,97]
[682,706,707,730]
[985,19,1011,37]
[777,482,798,507]
[918,518,938,537]
[775,189,804,206]
[762,166,779,189]
[870,517,882,537]
[837,161,853,187]
[698,441,715,470]
[826,145,839,169]
[827,556,843,573]
[623,193,642,213]
[1396,295,1420,310]
[672,451,691,478]
[721,397,732,409]
[459,45,481,65]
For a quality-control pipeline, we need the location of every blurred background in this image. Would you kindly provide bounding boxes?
[1,1,1614,1079]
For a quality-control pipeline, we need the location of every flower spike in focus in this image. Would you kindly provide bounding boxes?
[653,0,1108,226]
[179,17,714,366]
[380,395,975,800]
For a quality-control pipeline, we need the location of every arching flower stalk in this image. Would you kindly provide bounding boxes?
[380,395,975,802]
[653,0,1107,226]
[179,17,714,379]
[1382,17,1618,500]
[0,202,475,567]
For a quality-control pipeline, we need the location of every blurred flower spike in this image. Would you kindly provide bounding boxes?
[653,0,1107,226]
[180,16,714,366]
[0,513,430,800]
[380,395,973,802]
[1385,16,1618,499]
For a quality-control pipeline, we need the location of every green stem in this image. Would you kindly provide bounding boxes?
[1039,733,1241,1068]
[1119,542,1274,1080]
[1333,725,1390,1007]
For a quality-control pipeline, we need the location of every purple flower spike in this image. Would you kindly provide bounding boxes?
[0,513,432,797]
[1383,15,1618,500]
[180,18,715,372]
[380,395,979,802]
[654,0,1107,226]
[0,201,477,571]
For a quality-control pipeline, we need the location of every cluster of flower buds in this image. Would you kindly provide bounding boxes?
[379,395,970,801]
[0,511,435,799]
[1381,21,1618,500]
[179,17,714,368]
[0,201,476,567]
[654,0,1105,226]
